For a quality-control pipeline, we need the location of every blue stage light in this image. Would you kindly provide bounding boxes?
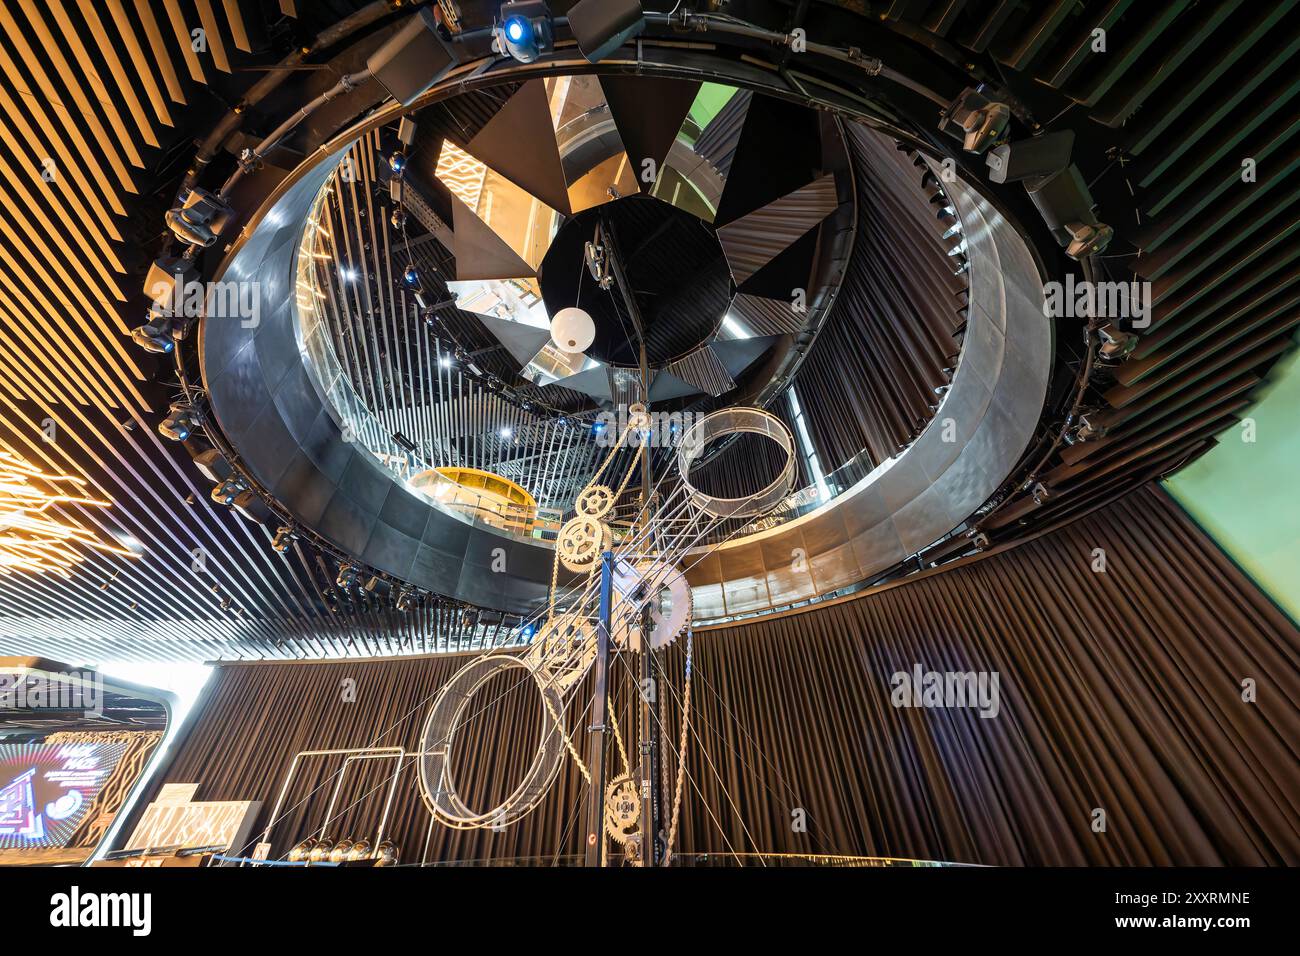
[504,17,528,43]
[496,3,552,63]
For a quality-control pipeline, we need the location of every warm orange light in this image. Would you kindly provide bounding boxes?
[0,450,140,576]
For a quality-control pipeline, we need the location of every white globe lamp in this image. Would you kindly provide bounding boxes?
[551,307,595,354]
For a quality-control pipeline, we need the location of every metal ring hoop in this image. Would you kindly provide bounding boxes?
[417,655,566,829]
[676,408,798,519]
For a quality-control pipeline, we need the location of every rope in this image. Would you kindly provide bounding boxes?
[662,629,692,866]
[609,693,630,776]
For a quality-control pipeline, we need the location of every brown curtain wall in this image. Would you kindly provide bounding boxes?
[127,485,1300,865]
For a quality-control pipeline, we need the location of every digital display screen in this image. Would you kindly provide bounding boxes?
[0,742,127,849]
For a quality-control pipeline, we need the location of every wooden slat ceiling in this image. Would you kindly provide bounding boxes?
[0,0,1296,660]
[873,0,1300,537]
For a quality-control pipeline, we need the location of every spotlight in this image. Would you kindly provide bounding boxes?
[402,265,423,292]
[1024,164,1112,260]
[131,315,174,354]
[439,354,453,368]
[389,151,407,176]
[271,526,295,553]
[390,208,407,230]
[985,131,1074,185]
[568,0,644,63]
[395,587,415,612]
[1097,324,1137,363]
[336,563,358,589]
[1064,221,1114,259]
[499,427,513,439]
[364,575,381,593]
[144,256,198,317]
[366,7,460,107]
[938,87,1010,155]
[211,477,246,505]
[158,401,200,441]
[495,2,552,64]
[165,187,234,247]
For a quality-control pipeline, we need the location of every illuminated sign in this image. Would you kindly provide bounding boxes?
[0,742,126,849]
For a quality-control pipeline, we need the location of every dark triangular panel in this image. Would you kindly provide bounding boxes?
[693,89,753,181]
[714,95,825,227]
[473,314,554,367]
[468,80,572,215]
[665,347,734,397]
[730,294,807,336]
[710,335,780,377]
[449,194,537,281]
[599,76,701,194]
[717,174,839,284]
[547,364,613,401]
[647,371,704,402]
[736,226,820,300]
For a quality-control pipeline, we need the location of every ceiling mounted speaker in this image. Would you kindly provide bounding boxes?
[551,307,596,353]
[568,0,644,63]
[366,8,459,106]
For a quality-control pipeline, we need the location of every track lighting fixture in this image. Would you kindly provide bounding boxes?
[1097,325,1138,363]
[158,401,201,442]
[165,187,234,247]
[496,1,553,63]
[271,526,295,553]
[395,587,415,612]
[938,87,1010,155]
[211,476,247,505]
[131,313,174,353]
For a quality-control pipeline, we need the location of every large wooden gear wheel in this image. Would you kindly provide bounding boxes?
[557,515,610,573]
[611,559,692,652]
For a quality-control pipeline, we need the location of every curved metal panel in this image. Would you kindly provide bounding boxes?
[200,155,556,615]
[684,171,1051,618]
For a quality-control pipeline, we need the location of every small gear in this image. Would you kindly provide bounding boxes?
[575,484,615,519]
[604,774,641,846]
[557,516,609,573]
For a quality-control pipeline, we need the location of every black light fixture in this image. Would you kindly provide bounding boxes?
[336,563,358,589]
[395,587,415,612]
[496,1,553,63]
[366,7,460,107]
[568,0,644,63]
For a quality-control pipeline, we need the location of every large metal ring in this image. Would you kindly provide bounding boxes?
[417,655,567,830]
[676,408,797,518]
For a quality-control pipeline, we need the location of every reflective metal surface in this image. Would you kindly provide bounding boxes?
[683,171,1051,617]
[201,151,557,615]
